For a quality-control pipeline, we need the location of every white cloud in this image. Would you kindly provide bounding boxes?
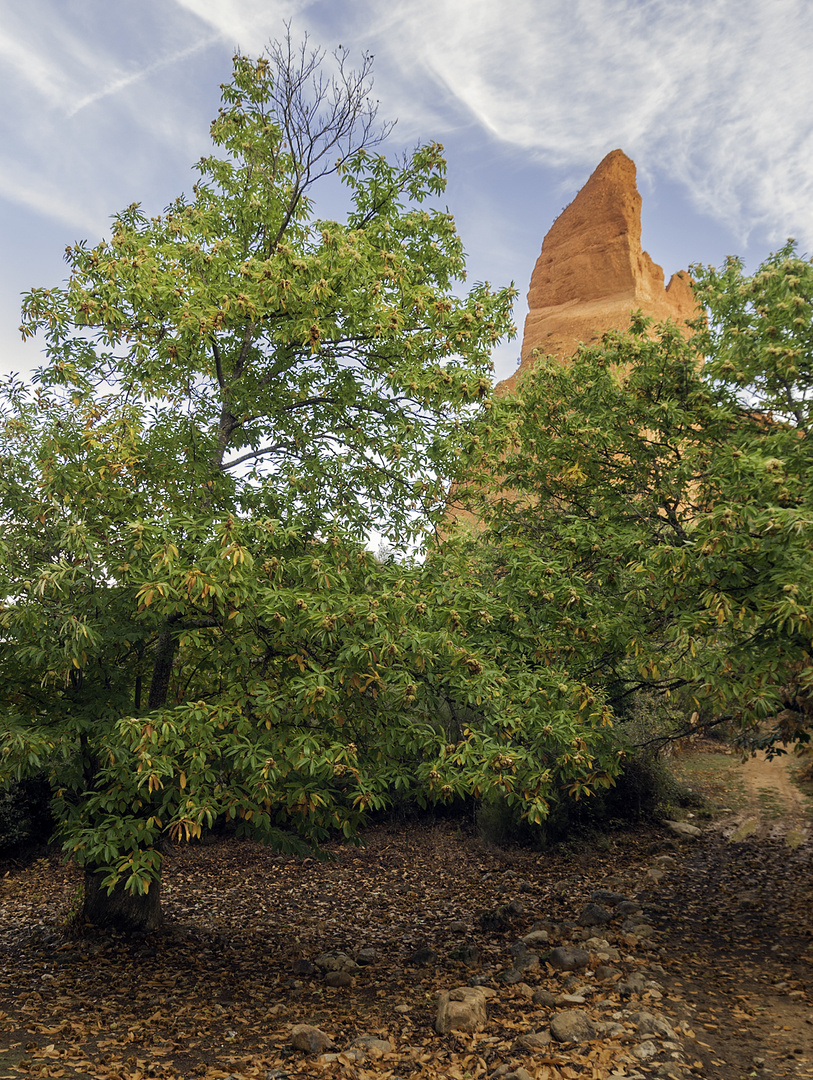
[0,5,228,233]
[360,0,813,248]
[0,162,104,235]
[173,0,311,49]
[66,35,221,118]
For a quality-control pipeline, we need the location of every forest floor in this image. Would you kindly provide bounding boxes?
[0,742,811,1080]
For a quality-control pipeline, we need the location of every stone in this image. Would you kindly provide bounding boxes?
[531,988,558,1007]
[616,900,643,916]
[290,1024,334,1054]
[291,958,318,976]
[547,946,590,971]
[579,903,613,927]
[627,1010,678,1040]
[513,950,540,973]
[550,1009,598,1043]
[663,820,702,839]
[324,970,352,987]
[508,941,540,974]
[592,889,628,906]
[355,947,377,965]
[582,935,610,948]
[655,1066,686,1080]
[595,965,622,982]
[596,947,622,963]
[315,950,360,974]
[632,1040,659,1061]
[449,944,480,965]
[500,149,697,395]
[521,930,549,947]
[621,915,648,931]
[516,1031,552,1051]
[320,1050,364,1064]
[629,924,657,939]
[449,920,468,933]
[596,1021,627,1038]
[352,1036,393,1055]
[435,986,489,1034]
[408,946,438,967]
[496,967,525,985]
[618,973,648,997]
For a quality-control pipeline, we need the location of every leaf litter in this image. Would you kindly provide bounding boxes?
[0,795,811,1080]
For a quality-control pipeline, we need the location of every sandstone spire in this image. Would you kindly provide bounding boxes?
[499,149,696,393]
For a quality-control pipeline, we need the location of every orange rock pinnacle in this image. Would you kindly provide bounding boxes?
[499,149,696,394]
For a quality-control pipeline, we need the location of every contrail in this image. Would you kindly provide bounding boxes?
[66,34,221,118]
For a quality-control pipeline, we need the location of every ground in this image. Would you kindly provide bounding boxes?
[0,743,811,1080]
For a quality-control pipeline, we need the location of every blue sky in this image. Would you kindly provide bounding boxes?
[2,0,812,383]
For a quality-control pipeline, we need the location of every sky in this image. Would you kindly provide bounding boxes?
[2,0,813,384]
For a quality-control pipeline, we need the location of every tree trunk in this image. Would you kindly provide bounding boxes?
[82,866,163,932]
[147,625,178,710]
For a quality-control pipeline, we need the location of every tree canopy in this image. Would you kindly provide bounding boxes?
[2,33,811,934]
[0,38,620,929]
[460,243,813,753]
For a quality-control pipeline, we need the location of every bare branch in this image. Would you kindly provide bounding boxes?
[264,25,395,248]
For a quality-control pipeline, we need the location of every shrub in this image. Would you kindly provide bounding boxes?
[0,777,53,854]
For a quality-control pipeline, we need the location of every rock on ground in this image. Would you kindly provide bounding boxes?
[550,1009,598,1043]
[290,1024,334,1054]
[435,985,490,1034]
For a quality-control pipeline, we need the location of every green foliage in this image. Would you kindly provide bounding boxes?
[0,39,621,907]
[18,44,514,543]
[0,776,53,853]
[11,38,808,909]
[461,243,813,755]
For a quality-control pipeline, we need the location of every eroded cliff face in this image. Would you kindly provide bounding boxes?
[498,149,697,394]
[443,150,696,534]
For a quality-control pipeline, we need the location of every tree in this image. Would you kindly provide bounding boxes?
[20,36,511,542]
[460,244,813,754]
[0,37,621,931]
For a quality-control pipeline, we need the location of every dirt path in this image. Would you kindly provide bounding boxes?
[0,749,810,1080]
[718,748,811,845]
[653,742,813,1077]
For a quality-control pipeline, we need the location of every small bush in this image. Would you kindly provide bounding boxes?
[475,747,703,851]
[0,777,53,854]
[476,789,577,850]
[601,750,690,820]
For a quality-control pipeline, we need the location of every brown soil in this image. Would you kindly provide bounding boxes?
[651,741,813,1078]
[0,747,810,1080]
[724,749,812,841]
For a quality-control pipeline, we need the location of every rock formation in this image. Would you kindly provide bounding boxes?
[442,150,696,535]
[498,149,696,394]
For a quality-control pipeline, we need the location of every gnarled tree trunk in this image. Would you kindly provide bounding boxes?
[83,866,163,932]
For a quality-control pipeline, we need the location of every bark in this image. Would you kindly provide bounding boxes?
[147,625,178,711]
[82,866,163,932]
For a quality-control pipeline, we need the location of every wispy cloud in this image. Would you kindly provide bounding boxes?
[0,161,104,235]
[361,0,813,249]
[173,0,311,48]
[66,36,221,118]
